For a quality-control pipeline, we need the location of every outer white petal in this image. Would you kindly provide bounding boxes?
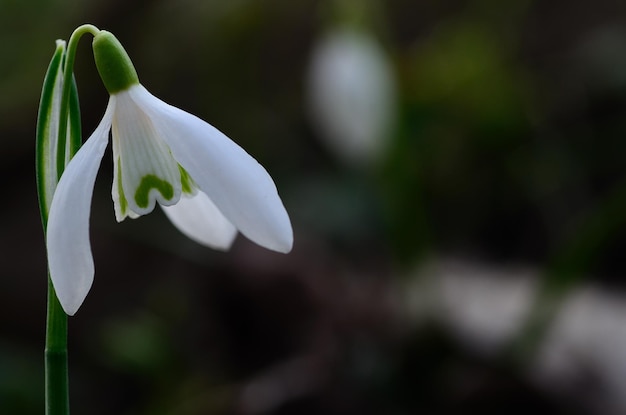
[161,191,237,250]
[128,85,293,253]
[46,99,115,315]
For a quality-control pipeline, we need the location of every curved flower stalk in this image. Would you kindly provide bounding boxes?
[47,30,293,316]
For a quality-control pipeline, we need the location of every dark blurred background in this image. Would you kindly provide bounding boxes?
[3,0,626,414]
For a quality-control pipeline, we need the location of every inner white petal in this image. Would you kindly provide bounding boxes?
[111,88,182,219]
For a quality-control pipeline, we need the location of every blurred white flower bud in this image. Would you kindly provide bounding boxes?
[307,28,397,166]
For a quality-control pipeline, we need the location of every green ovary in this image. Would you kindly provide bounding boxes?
[93,31,139,94]
[134,175,174,208]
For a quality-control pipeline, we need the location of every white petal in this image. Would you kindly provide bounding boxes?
[111,88,182,220]
[161,191,237,250]
[46,99,115,315]
[129,85,293,253]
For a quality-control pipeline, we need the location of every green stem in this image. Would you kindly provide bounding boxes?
[45,278,69,415]
[45,23,100,415]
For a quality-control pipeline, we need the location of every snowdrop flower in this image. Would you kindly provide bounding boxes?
[308,28,397,166]
[47,31,293,315]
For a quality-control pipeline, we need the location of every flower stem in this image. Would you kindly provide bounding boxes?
[44,23,100,415]
[56,23,100,179]
[45,278,69,415]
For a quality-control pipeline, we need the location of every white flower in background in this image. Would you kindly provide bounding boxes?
[47,31,293,315]
[308,28,397,165]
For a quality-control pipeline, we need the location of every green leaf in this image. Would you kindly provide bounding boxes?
[35,40,82,228]
[36,40,65,227]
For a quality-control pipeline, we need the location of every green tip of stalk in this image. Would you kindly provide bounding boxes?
[93,31,139,94]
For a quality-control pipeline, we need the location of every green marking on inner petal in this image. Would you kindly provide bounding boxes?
[134,175,174,208]
[178,165,195,195]
[117,160,128,215]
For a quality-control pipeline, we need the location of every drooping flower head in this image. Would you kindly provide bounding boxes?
[47,30,293,315]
